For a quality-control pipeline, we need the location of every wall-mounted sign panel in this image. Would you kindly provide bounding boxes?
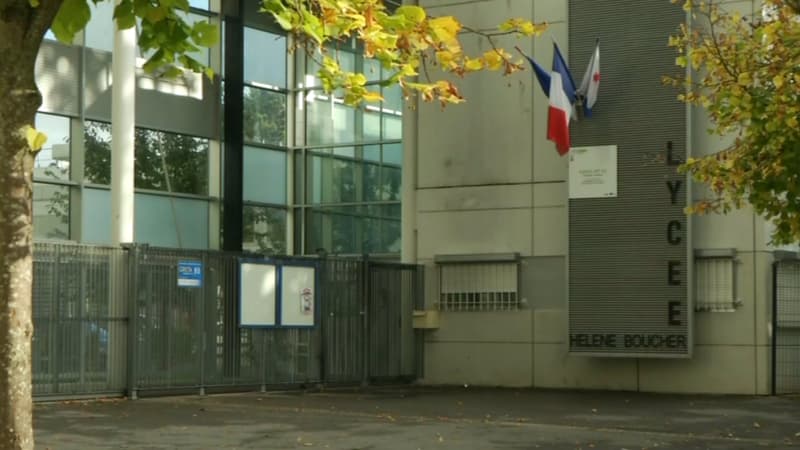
[569,145,617,199]
[280,265,316,327]
[240,262,277,327]
[568,0,692,358]
[177,260,203,288]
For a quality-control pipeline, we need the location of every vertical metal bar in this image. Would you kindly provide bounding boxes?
[126,244,140,400]
[199,251,208,396]
[772,261,779,396]
[416,264,425,380]
[361,255,370,385]
[79,254,88,387]
[319,257,328,383]
[49,245,60,394]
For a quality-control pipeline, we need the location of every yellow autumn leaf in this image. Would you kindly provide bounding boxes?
[429,16,461,42]
[737,72,752,86]
[464,57,484,71]
[483,50,503,70]
[773,74,784,89]
[24,125,48,152]
[395,5,426,24]
[517,21,536,36]
[436,50,456,68]
[362,90,384,102]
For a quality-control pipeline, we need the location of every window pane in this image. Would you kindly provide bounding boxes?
[307,154,357,204]
[81,188,111,244]
[364,204,401,254]
[306,206,361,255]
[243,147,287,204]
[243,87,287,146]
[33,183,69,240]
[135,129,209,195]
[383,143,402,165]
[135,193,209,249]
[34,113,70,181]
[363,108,381,142]
[84,121,112,185]
[332,147,355,158]
[84,121,209,195]
[189,0,209,9]
[365,58,381,82]
[363,145,381,162]
[81,189,209,248]
[306,98,356,145]
[381,166,401,201]
[363,162,381,202]
[243,205,287,254]
[383,115,402,140]
[384,84,404,112]
[244,28,286,88]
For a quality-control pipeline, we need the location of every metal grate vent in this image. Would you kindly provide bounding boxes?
[695,257,738,312]
[438,263,519,312]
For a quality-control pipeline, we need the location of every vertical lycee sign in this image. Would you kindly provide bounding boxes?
[568,1,692,357]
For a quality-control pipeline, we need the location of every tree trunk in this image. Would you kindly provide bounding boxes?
[0,76,38,450]
[0,2,61,448]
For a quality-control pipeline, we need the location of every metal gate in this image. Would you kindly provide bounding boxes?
[773,258,800,394]
[32,242,424,398]
[32,243,128,397]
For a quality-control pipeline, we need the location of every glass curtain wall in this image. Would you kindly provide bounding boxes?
[33,2,402,256]
[294,44,403,256]
[34,1,220,248]
[241,27,289,254]
[238,24,403,257]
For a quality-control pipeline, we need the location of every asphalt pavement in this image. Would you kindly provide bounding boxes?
[34,386,800,449]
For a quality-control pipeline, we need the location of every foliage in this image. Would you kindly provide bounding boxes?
[263,0,546,106]
[667,0,800,244]
[51,0,218,77]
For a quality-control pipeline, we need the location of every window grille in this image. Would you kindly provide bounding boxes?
[438,262,519,312]
[695,255,739,312]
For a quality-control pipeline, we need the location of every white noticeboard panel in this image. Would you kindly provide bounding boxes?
[240,262,277,327]
[569,145,618,199]
[280,265,316,327]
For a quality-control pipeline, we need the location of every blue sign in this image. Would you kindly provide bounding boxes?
[177,260,203,288]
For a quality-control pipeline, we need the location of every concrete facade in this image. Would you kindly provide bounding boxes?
[409,0,779,394]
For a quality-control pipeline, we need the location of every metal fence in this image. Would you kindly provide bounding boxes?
[774,259,800,394]
[32,242,423,399]
[32,243,128,397]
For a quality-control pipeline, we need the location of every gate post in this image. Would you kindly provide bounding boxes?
[124,243,141,400]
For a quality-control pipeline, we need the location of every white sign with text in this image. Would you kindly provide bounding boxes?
[569,145,618,199]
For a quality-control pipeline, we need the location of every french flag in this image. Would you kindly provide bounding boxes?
[523,43,577,155]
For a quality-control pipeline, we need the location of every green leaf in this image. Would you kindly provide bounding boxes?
[191,21,219,47]
[51,0,92,44]
[395,5,426,24]
[113,0,137,29]
[29,0,40,7]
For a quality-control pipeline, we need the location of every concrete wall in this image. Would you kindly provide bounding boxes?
[412,0,774,394]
